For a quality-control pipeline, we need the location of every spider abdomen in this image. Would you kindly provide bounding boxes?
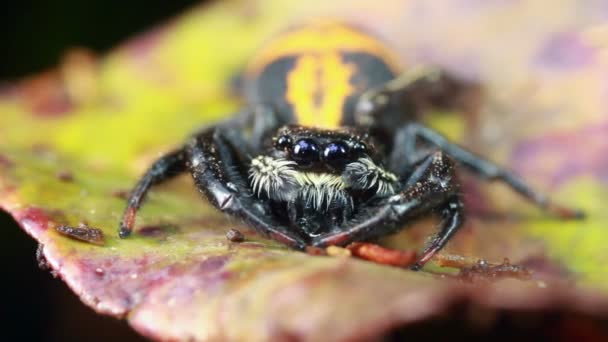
[244,22,400,129]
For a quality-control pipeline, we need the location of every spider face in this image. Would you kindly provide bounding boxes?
[249,125,398,236]
[119,21,584,270]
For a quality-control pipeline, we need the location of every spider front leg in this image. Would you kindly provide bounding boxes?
[186,128,307,249]
[392,123,584,220]
[312,151,464,269]
[119,149,187,238]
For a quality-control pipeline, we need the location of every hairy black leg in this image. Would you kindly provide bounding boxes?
[312,151,462,268]
[395,122,584,219]
[119,149,187,238]
[188,128,307,249]
[354,66,467,141]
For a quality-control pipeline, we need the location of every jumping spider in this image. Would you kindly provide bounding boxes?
[119,22,583,269]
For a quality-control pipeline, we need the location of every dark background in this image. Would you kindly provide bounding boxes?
[1,1,201,341]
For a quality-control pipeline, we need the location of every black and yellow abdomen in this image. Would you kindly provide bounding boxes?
[244,22,402,129]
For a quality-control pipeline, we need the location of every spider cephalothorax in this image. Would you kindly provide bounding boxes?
[118,21,583,270]
[249,126,398,236]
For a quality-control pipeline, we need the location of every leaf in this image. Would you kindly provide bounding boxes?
[2,0,608,340]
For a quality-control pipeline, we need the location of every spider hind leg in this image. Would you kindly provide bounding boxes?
[394,122,584,220]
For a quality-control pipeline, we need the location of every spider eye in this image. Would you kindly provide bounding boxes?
[323,142,350,170]
[352,141,367,154]
[292,138,320,167]
[275,135,293,150]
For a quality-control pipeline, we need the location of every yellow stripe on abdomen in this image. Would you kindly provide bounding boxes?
[286,52,355,129]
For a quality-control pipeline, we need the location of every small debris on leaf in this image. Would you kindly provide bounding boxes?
[458,258,532,282]
[436,254,532,282]
[347,242,417,267]
[56,170,74,182]
[434,253,478,269]
[226,228,245,242]
[55,222,105,245]
[326,245,352,257]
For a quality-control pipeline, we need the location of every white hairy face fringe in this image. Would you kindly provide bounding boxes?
[249,155,398,211]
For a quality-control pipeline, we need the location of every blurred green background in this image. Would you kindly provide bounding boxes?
[0,1,201,340]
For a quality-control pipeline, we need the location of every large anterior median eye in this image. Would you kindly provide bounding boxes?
[322,141,350,170]
[292,138,320,167]
[352,141,367,154]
